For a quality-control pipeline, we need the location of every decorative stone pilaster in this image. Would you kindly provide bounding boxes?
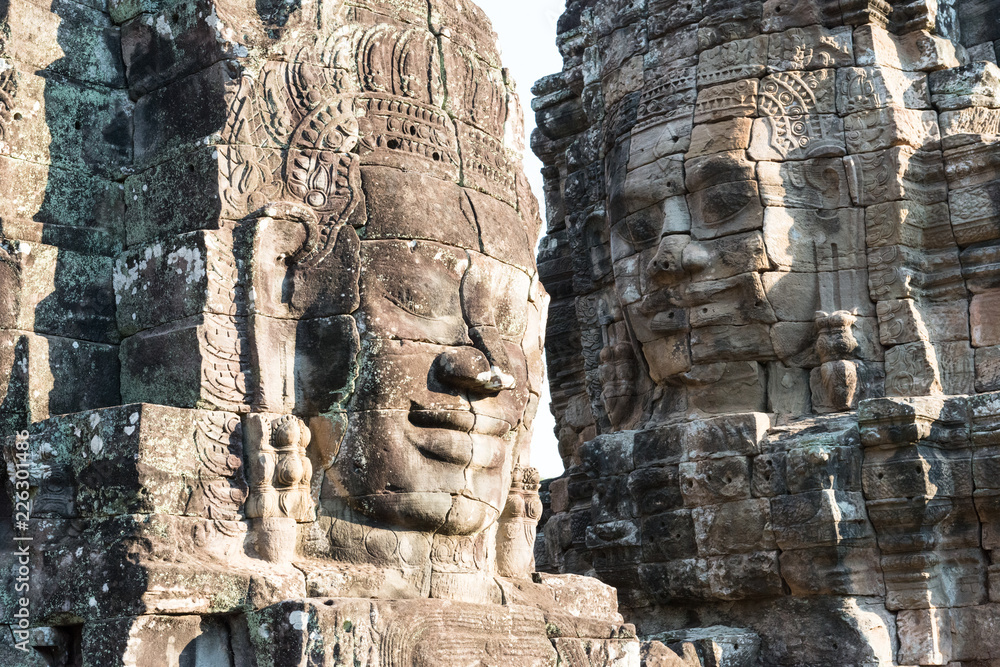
[244,413,314,563]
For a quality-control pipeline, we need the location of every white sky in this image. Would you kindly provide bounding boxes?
[477,0,567,478]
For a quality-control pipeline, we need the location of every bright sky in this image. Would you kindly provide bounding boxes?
[476,0,567,478]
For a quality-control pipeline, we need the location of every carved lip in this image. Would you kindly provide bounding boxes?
[408,408,475,432]
[408,406,513,438]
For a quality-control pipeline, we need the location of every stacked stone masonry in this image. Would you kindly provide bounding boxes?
[534,0,1000,665]
[0,0,700,664]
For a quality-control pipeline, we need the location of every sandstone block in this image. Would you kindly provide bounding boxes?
[0,330,119,425]
[751,450,788,497]
[855,25,965,72]
[897,608,953,665]
[641,509,699,562]
[763,207,866,272]
[687,180,765,241]
[884,340,944,396]
[692,498,776,555]
[702,551,784,599]
[133,60,241,170]
[844,147,947,206]
[685,151,756,192]
[936,341,978,395]
[693,79,759,124]
[864,200,953,250]
[757,157,852,209]
[766,26,853,72]
[691,323,774,363]
[25,404,245,518]
[930,61,1000,111]
[786,443,863,493]
[687,362,769,414]
[771,490,874,549]
[863,445,972,500]
[628,465,683,515]
[779,545,884,595]
[978,346,1000,392]
[844,106,941,153]
[679,456,752,506]
[686,118,753,158]
[623,154,686,215]
[761,0,841,33]
[939,106,1000,148]
[867,244,964,302]
[952,181,1000,246]
[628,116,693,170]
[836,66,930,115]
[119,314,251,411]
[3,240,116,343]
[0,67,132,177]
[973,291,1000,347]
[762,269,874,321]
[766,363,812,415]
[758,68,837,116]
[634,424,687,468]
[748,114,846,161]
[697,35,768,87]
[877,298,931,346]
[2,0,126,88]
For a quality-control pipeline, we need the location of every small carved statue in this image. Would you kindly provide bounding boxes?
[496,465,543,577]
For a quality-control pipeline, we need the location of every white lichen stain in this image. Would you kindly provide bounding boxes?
[167,245,206,285]
[155,14,173,38]
[289,610,308,630]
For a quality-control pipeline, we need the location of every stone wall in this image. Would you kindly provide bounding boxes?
[533,0,1000,664]
[0,0,650,665]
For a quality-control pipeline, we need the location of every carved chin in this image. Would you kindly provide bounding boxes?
[348,492,499,535]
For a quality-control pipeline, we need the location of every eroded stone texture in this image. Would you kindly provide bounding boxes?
[0,0,649,665]
[533,0,1000,664]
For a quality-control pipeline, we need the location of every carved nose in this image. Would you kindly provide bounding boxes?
[435,346,515,396]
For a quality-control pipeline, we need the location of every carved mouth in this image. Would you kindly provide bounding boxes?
[408,408,475,432]
[408,405,513,438]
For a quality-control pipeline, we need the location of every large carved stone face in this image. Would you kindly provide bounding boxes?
[223,2,546,543]
[335,231,537,535]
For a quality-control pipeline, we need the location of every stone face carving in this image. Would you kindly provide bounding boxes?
[534,0,1000,663]
[0,0,644,664]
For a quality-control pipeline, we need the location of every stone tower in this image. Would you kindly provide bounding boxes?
[533,0,1000,664]
[0,0,639,664]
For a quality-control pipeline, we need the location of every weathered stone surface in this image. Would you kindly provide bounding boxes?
[532,0,1000,662]
[767,26,854,72]
[692,79,759,124]
[836,66,931,115]
[757,158,853,209]
[855,26,965,72]
[0,2,655,665]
